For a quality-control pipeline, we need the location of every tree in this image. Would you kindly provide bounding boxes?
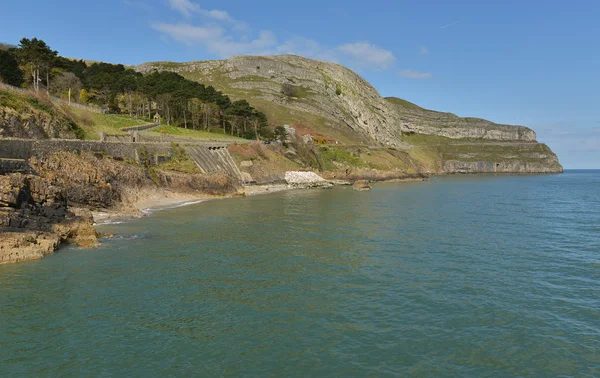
[13,38,57,92]
[274,126,289,146]
[201,102,220,131]
[52,72,82,101]
[79,88,89,103]
[0,50,24,86]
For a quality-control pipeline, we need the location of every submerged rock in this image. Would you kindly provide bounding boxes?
[352,180,372,191]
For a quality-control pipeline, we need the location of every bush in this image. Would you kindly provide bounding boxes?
[281,83,297,97]
[335,84,342,96]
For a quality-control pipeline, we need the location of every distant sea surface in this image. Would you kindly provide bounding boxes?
[1,171,599,377]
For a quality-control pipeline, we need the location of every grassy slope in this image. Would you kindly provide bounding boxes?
[0,89,85,138]
[384,97,427,111]
[69,108,148,140]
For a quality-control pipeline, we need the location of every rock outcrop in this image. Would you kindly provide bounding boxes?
[352,180,372,191]
[385,97,537,141]
[0,90,84,139]
[284,171,333,189]
[0,173,98,264]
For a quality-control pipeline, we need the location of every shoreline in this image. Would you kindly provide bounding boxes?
[1,176,428,265]
[92,183,296,226]
[92,178,428,226]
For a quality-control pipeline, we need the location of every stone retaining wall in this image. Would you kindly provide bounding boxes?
[0,139,174,165]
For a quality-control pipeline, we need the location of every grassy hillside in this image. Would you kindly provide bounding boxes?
[384,97,427,111]
[0,89,85,139]
[137,59,375,146]
[68,108,148,139]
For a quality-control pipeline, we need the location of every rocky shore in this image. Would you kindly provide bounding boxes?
[0,173,98,264]
[0,148,432,264]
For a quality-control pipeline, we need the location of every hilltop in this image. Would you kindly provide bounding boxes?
[136,55,562,173]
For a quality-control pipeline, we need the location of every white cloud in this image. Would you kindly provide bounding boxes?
[203,9,234,23]
[152,23,276,56]
[168,0,199,17]
[419,46,429,55]
[155,2,399,71]
[337,42,396,70]
[400,69,432,79]
[168,0,239,26]
[152,23,223,45]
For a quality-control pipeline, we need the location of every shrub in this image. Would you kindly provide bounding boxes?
[281,83,297,97]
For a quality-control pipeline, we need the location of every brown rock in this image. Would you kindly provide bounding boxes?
[352,180,372,191]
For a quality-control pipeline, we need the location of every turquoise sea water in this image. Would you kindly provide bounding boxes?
[1,171,599,377]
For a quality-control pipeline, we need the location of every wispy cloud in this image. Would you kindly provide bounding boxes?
[400,69,432,79]
[168,0,199,17]
[336,42,396,70]
[153,0,398,71]
[152,23,276,56]
[440,21,460,29]
[167,0,245,29]
[419,46,429,55]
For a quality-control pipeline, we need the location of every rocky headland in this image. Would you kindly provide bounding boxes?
[0,54,564,264]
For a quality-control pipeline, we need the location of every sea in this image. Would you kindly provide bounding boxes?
[1,170,598,377]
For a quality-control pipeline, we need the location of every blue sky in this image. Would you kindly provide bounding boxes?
[2,0,599,168]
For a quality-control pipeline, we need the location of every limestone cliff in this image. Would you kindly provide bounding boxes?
[137,55,562,173]
[385,97,536,141]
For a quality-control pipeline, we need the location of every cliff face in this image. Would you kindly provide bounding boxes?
[385,97,537,141]
[136,55,562,174]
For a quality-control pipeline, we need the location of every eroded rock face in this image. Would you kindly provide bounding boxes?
[386,98,537,141]
[0,173,98,264]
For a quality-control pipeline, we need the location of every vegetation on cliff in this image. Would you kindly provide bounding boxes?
[137,55,562,173]
[0,37,269,139]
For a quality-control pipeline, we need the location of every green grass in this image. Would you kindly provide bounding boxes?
[384,97,426,111]
[1,89,52,113]
[158,144,201,174]
[318,146,364,170]
[69,108,149,140]
[147,125,248,141]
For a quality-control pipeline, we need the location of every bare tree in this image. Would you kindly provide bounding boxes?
[52,72,82,101]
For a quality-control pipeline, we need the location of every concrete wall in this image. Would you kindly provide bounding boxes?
[0,139,174,165]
